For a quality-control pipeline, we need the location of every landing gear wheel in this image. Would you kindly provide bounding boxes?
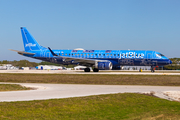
[84,68,90,72]
[151,66,155,73]
[93,68,99,72]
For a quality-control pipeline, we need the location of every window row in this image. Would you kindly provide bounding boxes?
[58,53,143,57]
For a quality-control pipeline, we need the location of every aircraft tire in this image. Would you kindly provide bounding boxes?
[84,68,90,72]
[93,68,99,72]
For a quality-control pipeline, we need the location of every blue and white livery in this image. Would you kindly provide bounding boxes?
[10,27,172,72]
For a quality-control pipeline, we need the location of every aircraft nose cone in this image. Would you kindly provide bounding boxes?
[169,60,172,64]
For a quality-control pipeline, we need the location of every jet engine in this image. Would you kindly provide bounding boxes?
[95,61,112,70]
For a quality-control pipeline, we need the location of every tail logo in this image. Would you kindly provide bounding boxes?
[25,43,36,47]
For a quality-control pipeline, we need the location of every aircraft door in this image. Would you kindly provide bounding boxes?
[46,52,50,58]
[146,52,152,65]
[147,53,152,60]
[118,52,122,64]
[40,51,43,57]
[40,50,46,57]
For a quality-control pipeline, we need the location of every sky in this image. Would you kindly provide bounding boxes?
[0,0,180,62]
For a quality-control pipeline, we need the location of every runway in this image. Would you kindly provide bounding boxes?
[0,83,180,102]
[0,70,180,75]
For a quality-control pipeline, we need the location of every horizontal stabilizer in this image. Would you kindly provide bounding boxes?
[9,49,35,55]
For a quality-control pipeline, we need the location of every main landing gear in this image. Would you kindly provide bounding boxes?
[93,68,99,72]
[84,68,90,72]
[84,68,99,72]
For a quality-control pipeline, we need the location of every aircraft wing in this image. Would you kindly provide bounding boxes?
[9,49,35,55]
[48,47,100,66]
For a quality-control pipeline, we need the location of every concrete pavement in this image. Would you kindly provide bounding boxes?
[0,70,180,75]
[0,83,180,102]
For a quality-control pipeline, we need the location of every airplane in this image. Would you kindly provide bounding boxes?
[10,27,172,72]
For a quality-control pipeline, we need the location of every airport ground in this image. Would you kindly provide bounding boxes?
[1,72,180,119]
[0,69,180,75]
[0,73,180,85]
[1,92,180,119]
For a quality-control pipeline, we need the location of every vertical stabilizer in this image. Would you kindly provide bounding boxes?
[21,27,43,51]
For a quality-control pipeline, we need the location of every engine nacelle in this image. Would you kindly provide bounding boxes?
[95,61,113,70]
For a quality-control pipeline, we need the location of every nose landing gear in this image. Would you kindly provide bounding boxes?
[151,66,155,72]
[151,66,159,72]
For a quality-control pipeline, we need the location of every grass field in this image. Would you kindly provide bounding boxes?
[0,73,180,86]
[0,93,180,119]
[0,84,31,91]
[1,73,180,119]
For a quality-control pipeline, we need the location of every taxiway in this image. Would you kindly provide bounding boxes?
[0,83,180,102]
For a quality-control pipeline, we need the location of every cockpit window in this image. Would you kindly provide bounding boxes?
[156,54,165,57]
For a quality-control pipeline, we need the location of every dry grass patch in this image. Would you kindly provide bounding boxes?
[0,73,180,86]
[0,84,31,91]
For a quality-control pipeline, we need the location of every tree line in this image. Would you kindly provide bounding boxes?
[163,58,180,70]
[0,60,75,68]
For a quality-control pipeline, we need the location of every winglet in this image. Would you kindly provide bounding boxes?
[48,47,58,56]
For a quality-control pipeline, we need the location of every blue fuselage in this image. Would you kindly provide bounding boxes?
[12,27,172,72]
[24,49,172,69]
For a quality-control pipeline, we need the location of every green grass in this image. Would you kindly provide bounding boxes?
[0,73,180,86]
[1,74,180,119]
[0,93,180,119]
[0,84,31,91]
